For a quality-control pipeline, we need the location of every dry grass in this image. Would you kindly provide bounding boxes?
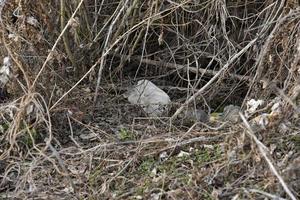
[0,0,300,199]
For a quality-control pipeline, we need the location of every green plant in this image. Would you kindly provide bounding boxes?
[118,128,135,141]
[138,158,156,174]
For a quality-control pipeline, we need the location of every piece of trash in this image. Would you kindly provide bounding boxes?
[0,57,12,88]
[0,125,4,133]
[150,167,157,177]
[250,113,269,131]
[69,17,80,28]
[62,186,74,193]
[270,101,282,116]
[8,33,19,42]
[246,99,264,115]
[203,144,214,149]
[124,79,171,117]
[26,16,39,27]
[150,193,161,200]
[159,151,168,161]
[26,104,35,115]
[269,144,277,154]
[257,113,269,128]
[177,151,190,158]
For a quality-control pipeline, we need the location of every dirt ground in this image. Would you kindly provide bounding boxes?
[0,1,300,199]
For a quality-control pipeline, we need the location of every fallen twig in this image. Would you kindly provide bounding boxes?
[114,54,252,82]
[246,188,287,200]
[239,112,297,200]
[170,38,258,122]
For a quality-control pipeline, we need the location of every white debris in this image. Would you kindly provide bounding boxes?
[177,151,190,158]
[8,33,18,42]
[0,57,12,87]
[246,99,264,116]
[0,125,4,133]
[26,16,39,27]
[150,167,157,177]
[250,113,269,131]
[62,186,74,193]
[125,80,171,117]
[150,193,161,200]
[271,102,282,115]
[159,151,168,161]
[258,113,269,128]
[69,17,80,28]
[3,57,10,66]
[203,144,214,150]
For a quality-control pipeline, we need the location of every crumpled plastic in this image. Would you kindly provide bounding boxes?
[124,79,171,117]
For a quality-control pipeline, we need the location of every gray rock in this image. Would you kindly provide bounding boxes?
[179,107,209,125]
[194,109,210,123]
[222,105,241,123]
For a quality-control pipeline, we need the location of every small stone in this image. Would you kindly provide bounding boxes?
[178,107,209,125]
[222,105,241,123]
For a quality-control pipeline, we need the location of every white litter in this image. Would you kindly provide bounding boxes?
[271,102,282,114]
[26,16,39,27]
[250,113,269,131]
[177,151,190,158]
[0,57,12,87]
[246,99,264,116]
[159,151,168,161]
[124,79,171,117]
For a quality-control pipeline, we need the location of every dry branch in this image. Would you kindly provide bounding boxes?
[115,54,253,82]
[240,113,297,200]
[171,38,258,122]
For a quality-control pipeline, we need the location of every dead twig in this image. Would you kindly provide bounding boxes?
[60,0,76,74]
[246,188,287,200]
[48,143,79,199]
[31,0,85,89]
[114,54,253,82]
[170,38,258,122]
[239,112,297,200]
[93,0,130,114]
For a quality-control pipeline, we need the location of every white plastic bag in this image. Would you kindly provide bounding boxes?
[124,79,171,117]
